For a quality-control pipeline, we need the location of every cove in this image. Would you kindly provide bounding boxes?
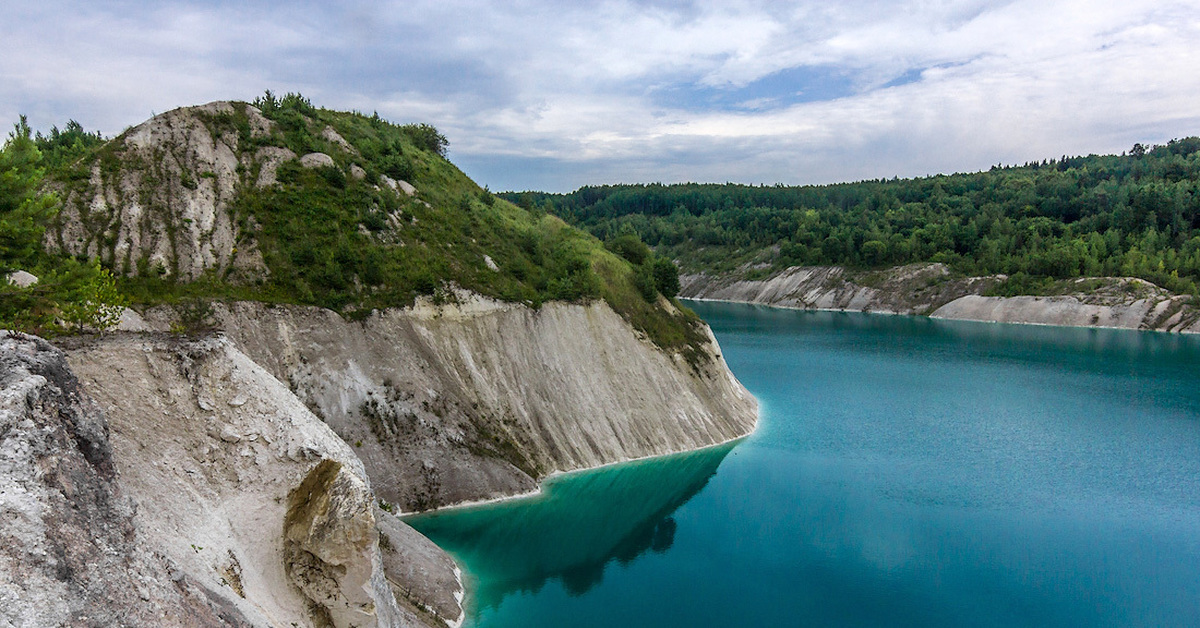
[405,302,1200,627]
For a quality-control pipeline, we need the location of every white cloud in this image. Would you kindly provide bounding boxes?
[3,0,1199,191]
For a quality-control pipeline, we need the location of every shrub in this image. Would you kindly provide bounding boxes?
[652,258,680,298]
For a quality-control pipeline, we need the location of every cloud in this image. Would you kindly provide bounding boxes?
[3,0,1199,191]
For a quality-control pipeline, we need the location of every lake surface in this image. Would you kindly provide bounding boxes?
[406,302,1200,627]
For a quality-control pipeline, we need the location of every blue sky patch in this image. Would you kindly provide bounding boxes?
[652,64,857,112]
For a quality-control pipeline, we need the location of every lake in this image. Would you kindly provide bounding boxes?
[406,302,1200,627]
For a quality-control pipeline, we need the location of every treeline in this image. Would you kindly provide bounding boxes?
[503,138,1200,295]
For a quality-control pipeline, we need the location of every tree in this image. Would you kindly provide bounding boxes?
[57,260,127,333]
[0,116,58,273]
[652,258,680,298]
[402,123,449,157]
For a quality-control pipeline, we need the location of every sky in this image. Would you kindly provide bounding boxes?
[3,0,1200,192]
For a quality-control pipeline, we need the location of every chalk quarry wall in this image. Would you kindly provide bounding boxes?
[53,334,461,628]
[682,263,1200,333]
[0,333,262,627]
[211,295,759,511]
[11,290,756,625]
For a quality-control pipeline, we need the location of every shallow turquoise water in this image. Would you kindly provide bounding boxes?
[407,303,1200,627]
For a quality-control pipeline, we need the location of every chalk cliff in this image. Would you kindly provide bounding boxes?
[57,333,461,627]
[1,332,249,627]
[682,263,1200,333]
[205,294,756,511]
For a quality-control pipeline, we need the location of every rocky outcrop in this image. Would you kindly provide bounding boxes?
[681,263,999,315]
[0,332,252,627]
[682,264,1200,333]
[375,508,463,625]
[283,460,402,628]
[931,278,1200,332]
[62,334,460,627]
[46,102,272,282]
[204,293,757,511]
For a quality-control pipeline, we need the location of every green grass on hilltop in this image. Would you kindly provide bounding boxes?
[5,94,705,358]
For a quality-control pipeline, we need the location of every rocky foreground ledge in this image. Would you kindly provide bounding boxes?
[682,263,1200,333]
[1,292,757,627]
[1,331,461,628]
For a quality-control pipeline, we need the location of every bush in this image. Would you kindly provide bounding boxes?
[634,264,657,302]
[401,123,448,157]
[652,258,680,298]
[606,234,651,266]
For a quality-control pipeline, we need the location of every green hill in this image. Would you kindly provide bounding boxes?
[505,139,1200,297]
[2,94,707,361]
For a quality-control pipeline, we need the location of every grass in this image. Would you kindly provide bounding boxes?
[43,98,711,359]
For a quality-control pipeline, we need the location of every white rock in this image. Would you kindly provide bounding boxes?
[299,152,336,169]
[379,174,417,197]
[6,270,38,287]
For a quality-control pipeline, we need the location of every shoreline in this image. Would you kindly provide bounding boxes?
[401,432,754,517]
[679,296,1200,336]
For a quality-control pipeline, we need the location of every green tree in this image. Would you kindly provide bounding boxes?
[1,116,58,273]
[652,258,680,298]
[57,260,127,332]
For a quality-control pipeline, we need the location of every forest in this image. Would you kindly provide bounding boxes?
[504,138,1200,296]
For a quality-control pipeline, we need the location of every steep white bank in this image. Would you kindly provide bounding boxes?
[682,264,1200,333]
[931,293,1200,332]
[63,334,460,628]
[208,294,758,511]
[1,333,248,627]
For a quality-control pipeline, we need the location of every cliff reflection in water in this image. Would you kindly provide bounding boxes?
[405,441,737,609]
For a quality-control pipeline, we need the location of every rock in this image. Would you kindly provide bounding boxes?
[6,270,38,287]
[483,255,499,272]
[218,426,242,443]
[322,127,358,155]
[300,152,336,169]
[45,101,268,282]
[115,307,159,332]
[395,179,417,196]
[376,507,463,625]
[379,174,417,197]
[253,146,297,187]
[63,334,422,627]
[0,332,249,626]
[350,164,367,180]
[283,460,402,628]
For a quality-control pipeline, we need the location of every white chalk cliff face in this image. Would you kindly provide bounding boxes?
[61,334,456,628]
[46,102,267,281]
[211,295,757,511]
[682,263,1200,333]
[1,333,250,627]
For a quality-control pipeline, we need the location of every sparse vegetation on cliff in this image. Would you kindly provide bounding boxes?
[5,95,706,356]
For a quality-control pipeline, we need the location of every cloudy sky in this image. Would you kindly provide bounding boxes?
[4,1,1199,192]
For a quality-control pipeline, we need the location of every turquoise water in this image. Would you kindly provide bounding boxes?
[407,303,1200,627]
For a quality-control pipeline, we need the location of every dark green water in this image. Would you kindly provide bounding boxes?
[407,303,1200,627]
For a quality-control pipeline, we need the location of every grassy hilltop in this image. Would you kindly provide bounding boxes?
[1,94,706,359]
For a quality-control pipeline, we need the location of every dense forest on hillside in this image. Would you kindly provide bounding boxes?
[504,138,1200,296]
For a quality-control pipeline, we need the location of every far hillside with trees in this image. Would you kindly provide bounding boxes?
[505,138,1200,296]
